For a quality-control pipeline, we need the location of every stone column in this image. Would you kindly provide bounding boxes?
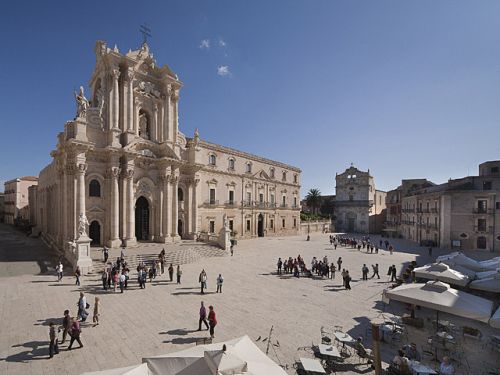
[61,166,67,243]
[112,69,120,130]
[77,163,87,220]
[162,175,171,242]
[171,174,180,240]
[152,103,158,142]
[120,174,127,241]
[192,178,200,236]
[187,180,193,237]
[158,177,164,240]
[171,89,179,143]
[163,86,171,141]
[108,167,121,247]
[125,168,136,246]
[127,69,134,131]
[134,97,140,135]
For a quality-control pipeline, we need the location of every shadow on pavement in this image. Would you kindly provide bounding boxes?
[2,341,49,362]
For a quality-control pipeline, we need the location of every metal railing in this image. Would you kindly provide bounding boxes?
[473,208,494,214]
[203,199,219,207]
[473,225,493,234]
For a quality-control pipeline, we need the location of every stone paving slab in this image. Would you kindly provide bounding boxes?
[0,227,499,375]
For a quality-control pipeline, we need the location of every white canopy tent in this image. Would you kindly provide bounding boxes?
[143,335,288,375]
[413,263,471,287]
[469,273,500,293]
[82,364,152,375]
[489,306,500,329]
[383,280,494,324]
[476,268,500,280]
[436,252,500,272]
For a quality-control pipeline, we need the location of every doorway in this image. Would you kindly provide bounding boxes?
[257,214,264,237]
[89,220,101,246]
[178,219,183,237]
[135,196,150,241]
[477,236,487,249]
[347,218,355,232]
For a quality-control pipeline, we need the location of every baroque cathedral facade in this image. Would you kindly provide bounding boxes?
[34,41,301,251]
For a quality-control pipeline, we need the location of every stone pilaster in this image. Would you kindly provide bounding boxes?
[162,174,171,242]
[171,172,180,241]
[124,167,136,246]
[186,180,193,238]
[192,178,200,236]
[112,69,120,130]
[77,163,87,220]
[107,166,121,247]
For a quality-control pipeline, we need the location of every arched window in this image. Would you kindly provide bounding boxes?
[282,171,287,181]
[270,168,275,178]
[178,187,184,202]
[209,154,216,166]
[228,158,235,170]
[246,162,252,173]
[89,179,101,197]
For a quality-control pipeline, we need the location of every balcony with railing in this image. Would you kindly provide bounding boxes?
[430,208,439,213]
[242,200,253,208]
[280,203,288,209]
[474,225,493,234]
[203,199,219,207]
[224,200,237,207]
[291,204,300,210]
[473,208,494,214]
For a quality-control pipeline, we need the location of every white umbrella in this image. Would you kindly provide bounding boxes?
[383,280,494,324]
[143,335,287,375]
[436,252,499,272]
[489,306,500,329]
[82,363,152,375]
[413,263,470,287]
[476,268,500,280]
[176,349,248,375]
[469,272,500,293]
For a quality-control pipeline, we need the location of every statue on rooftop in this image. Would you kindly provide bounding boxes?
[74,86,90,117]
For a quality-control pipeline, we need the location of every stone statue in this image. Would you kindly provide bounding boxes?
[193,128,200,146]
[77,213,89,238]
[139,112,149,139]
[74,86,90,117]
[223,213,229,230]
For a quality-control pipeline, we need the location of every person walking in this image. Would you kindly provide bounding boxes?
[337,257,342,273]
[113,271,119,292]
[61,309,71,344]
[168,263,174,282]
[389,245,394,255]
[56,262,63,282]
[362,264,369,280]
[49,322,58,358]
[199,269,207,294]
[101,268,108,290]
[176,265,182,284]
[390,265,397,282]
[345,270,352,290]
[371,264,380,279]
[103,246,109,263]
[428,246,433,257]
[67,317,83,350]
[77,292,88,322]
[119,272,126,293]
[330,263,336,279]
[208,305,217,339]
[75,266,81,286]
[277,258,282,275]
[216,274,224,293]
[197,301,209,331]
[92,297,100,326]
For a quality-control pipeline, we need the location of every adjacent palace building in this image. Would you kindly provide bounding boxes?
[33,41,301,251]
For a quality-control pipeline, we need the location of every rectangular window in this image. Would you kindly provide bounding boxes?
[270,194,275,204]
[477,218,487,232]
[293,218,297,228]
[228,190,234,204]
[497,202,500,210]
[270,219,274,229]
[246,192,251,205]
[282,218,286,228]
[246,219,251,231]
[483,181,492,190]
[209,220,215,233]
[209,189,216,204]
[491,167,499,173]
[229,219,233,231]
[259,193,264,203]
[294,197,297,206]
[477,200,487,213]
[294,174,298,183]
[282,196,286,205]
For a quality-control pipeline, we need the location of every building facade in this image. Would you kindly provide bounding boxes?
[334,165,386,234]
[34,41,301,252]
[400,161,500,251]
[3,177,38,225]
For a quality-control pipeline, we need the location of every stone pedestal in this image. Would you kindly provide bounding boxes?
[171,234,181,243]
[218,227,231,251]
[107,128,121,148]
[75,236,93,274]
[124,237,136,247]
[107,238,122,248]
[122,130,136,145]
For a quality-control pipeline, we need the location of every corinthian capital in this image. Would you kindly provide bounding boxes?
[77,163,87,174]
[112,69,120,80]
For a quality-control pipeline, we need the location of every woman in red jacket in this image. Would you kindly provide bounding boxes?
[208,305,217,339]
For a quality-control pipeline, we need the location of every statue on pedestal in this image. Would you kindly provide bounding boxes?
[223,213,229,230]
[77,213,89,238]
[74,86,90,117]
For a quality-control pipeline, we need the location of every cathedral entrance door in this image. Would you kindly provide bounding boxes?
[89,221,101,246]
[347,218,355,232]
[135,196,150,241]
[257,214,264,237]
[178,219,183,237]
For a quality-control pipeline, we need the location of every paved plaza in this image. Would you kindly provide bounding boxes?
[0,223,498,375]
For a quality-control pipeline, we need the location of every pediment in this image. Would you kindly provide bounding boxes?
[88,205,105,213]
[254,169,271,180]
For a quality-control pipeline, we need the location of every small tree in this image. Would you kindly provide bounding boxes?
[305,188,321,215]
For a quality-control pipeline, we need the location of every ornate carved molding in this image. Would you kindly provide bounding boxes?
[112,69,121,80]
[77,163,88,175]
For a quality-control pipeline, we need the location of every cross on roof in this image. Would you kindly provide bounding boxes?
[140,24,152,45]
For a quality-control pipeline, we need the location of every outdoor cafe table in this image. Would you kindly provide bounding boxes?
[380,323,403,342]
[333,331,355,355]
[299,357,326,374]
[318,344,341,359]
[409,361,437,375]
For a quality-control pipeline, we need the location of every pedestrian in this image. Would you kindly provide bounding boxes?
[341,269,347,287]
[362,264,369,280]
[199,269,207,294]
[101,268,108,290]
[138,268,147,289]
[208,305,217,339]
[337,257,342,273]
[197,301,209,331]
[168,263,174,282]
[390,264,397,282]
[176,265,182,284]
[345,270,352,290]
[67,317,83,350]
[75,266,81,286]
[428,246,433,257]
[277,257,282,275]
[77,292,88,322]
[230,243,234,256]
[148,266,154,283]
[103,246,109,263]
[330,263,336,279]
[49,322,58,358]
[92,297,100,326]
[113,271,119,292]
[216,274,223,293]
[56,262,63,282]
[119,272,126,293]
[61,309,71,344]
[371,264,380,279]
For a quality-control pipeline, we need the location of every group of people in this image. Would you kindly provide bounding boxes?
[390,343,455,375]
[197,301,218,339]
[198,269,224,294]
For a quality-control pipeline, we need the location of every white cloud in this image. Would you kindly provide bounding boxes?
[199,39,210,50]
[218,38,226,48]
[217,65,231,76]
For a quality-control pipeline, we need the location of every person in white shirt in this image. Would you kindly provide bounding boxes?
[439,356,455,375]
[57,262,63,282]
[216,274,224,293]
[119,273,126,293]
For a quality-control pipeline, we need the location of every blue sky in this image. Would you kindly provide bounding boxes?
[1,1,499,196]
